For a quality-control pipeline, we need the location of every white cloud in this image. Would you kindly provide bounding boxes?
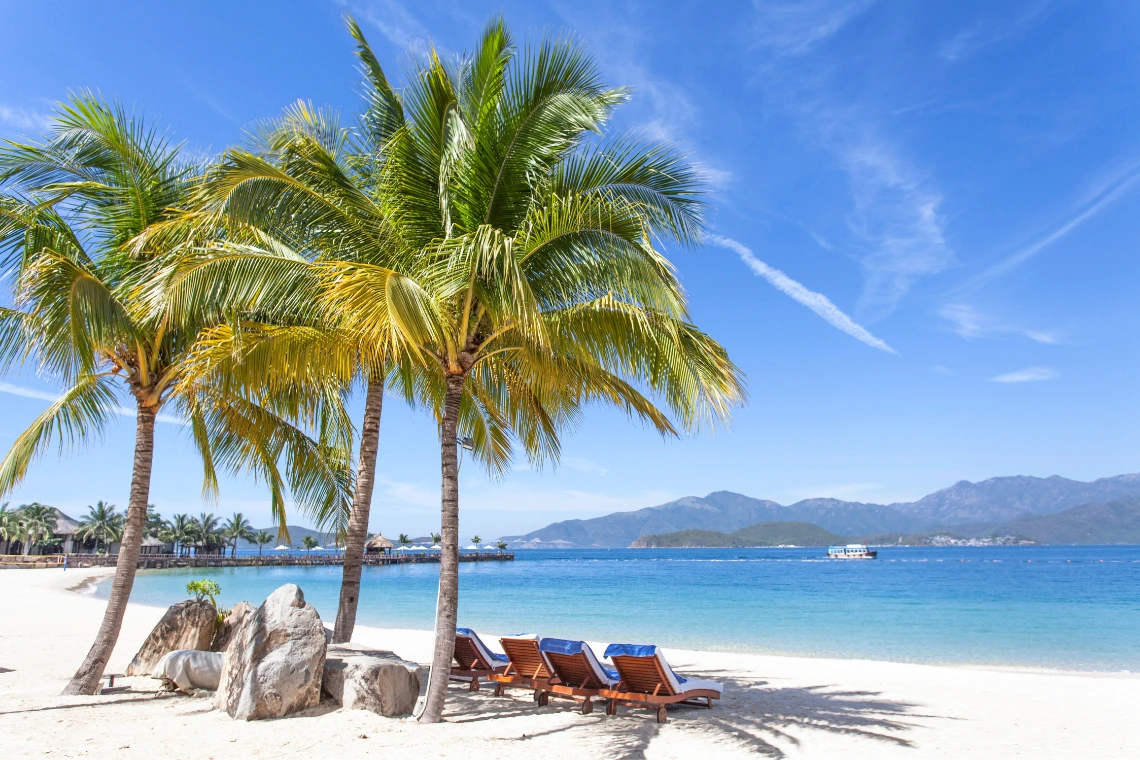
[0,104,52,133]
[990,367,1056,384]
[0,381,183,425]
[939,303,1057,344]
[344,0,432,52]
[562,457,609,476]
[711,235,897,353]
[752,0,877,57]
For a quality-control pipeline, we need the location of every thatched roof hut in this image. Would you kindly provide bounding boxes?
[365,534,394,554]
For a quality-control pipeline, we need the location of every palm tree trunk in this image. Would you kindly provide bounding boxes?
[418,373,464,723]
[63,406,157,695]
[333,375,384,643]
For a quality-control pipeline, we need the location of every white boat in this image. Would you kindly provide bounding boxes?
[828,544,878,559]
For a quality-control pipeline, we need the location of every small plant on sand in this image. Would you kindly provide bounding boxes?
[186,579,221,608]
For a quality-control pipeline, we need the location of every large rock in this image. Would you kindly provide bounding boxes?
[322,643,422,717]
[125,599,217,677]
[212,601,254,652]
[215,584,326,720]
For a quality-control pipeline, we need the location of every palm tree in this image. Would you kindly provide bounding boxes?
[472,535,482,551]
[145,504,168,538]
[192,513,223,556]
[76,501,124,553]
[0,503,18,554]
[0,95,354,694]
[301,535,319,551]
[496,540,507,555]
[335,21,745,722]
[162,513,193,556]
[253,530,274,558]
[222,512,254,558]
[17,503,58,556]
[397,533,411,548]
[431,532,441,545]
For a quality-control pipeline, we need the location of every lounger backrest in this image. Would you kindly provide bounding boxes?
[499,636,552,680]
[453,633,490,670]
[538,638,617,689]
[604,644,681,696]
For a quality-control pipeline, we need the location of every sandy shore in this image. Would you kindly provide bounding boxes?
[1,568,1137,759]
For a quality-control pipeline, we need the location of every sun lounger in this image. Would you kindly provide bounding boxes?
[536,638,621,714]
[601,643,723,723]
[450,628,509,691]
[487,634,557,702]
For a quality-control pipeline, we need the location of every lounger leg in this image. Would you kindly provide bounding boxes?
[493,683,504,697]
[469,678,479,692]
[581,698,593,715]
[656,706,668,724]
[707,696,713,709]
[606,699,617,715]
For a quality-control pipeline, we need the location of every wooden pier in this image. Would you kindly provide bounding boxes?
[0,552,514,570]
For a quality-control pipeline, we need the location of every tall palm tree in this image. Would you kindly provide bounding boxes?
[301,535,319,551]
[76,501,123,553]
[222,512,254,557]
[332,21,745,722]
[253,530,274,558]
[145,504,168,538]
[472,535,482,551]
[0,95,353,694]
[495,540,507,555]
[397,533,411,548]
[17,503,58,556]
[0,502,18,554]
[431,531,441,545]
[163,513,193,556]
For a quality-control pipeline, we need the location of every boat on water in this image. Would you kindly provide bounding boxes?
[828,544,878,559]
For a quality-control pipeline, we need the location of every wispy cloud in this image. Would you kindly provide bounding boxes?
[711,235,897,353]
[0,104,52,133]
[990,366,1056,384]
[939,0,1050,62]
[939,303,1057,344]
[562,457,609,476]
[343,0,432,52]
[0,382,183,425]
[752,0,877,57]
[966,155,1140,290]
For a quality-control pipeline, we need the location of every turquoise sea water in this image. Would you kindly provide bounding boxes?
[99,546,1140,672]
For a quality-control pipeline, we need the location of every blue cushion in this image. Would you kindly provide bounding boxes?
[603,643,658,659]
[539,637,585,656]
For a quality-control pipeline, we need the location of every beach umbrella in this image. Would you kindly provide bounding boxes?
[273,545,289,551]
[410,545,428,551]
[465,545,478,550]
[312,545,324,551]
[430,544,441,550]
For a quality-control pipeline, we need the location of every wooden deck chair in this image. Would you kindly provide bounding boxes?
[601,644,722,723]
[537,638,621,714]
[450,628,508,691]
[487,635,557,703]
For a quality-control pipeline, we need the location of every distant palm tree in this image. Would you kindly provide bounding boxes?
[301,535,319,551]
[222,513,254,558]
[472,536,482,551]
[431,532,441,545]
[254,531,274,558]
[496,540,508,555]
[162,513,193,556]
[0,503,18,554]
[18,503,57,556]
[145,505,168,538]
[397,533,411,548]
[76,501,124,553]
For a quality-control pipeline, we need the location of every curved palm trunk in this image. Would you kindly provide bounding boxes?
[418,374,465,723]
[63,406,157,695]
[333,376,385,643]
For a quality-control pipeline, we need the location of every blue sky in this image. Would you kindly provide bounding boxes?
[1,0,1138,538]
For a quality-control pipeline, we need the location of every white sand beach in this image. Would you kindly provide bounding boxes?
[1,567,1137,759]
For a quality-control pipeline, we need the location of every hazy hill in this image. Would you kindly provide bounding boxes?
[998,496,1140,544]
[632,521,845,548]
[505,473,1140,548]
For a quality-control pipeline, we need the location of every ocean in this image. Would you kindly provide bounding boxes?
[98,545,1140,672]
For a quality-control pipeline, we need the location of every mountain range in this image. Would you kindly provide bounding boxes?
[503,473,1140,548]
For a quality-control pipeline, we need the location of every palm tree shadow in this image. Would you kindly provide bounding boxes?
[446,669,937,758]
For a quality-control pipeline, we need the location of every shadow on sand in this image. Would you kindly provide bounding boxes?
[444,668,940,757]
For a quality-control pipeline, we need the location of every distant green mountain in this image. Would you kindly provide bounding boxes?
[630,521,845,548]
[999,496,1140,544]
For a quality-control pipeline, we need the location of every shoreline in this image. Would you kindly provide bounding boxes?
[2,567,1137,758]
[84,567,1139,679]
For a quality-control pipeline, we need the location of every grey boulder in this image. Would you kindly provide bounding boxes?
[125,599,217,677]
[212,601,254,652]
[322,643,422,717]
[215,584,326,720]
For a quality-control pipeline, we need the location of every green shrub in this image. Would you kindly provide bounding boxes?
[186,579,221,608]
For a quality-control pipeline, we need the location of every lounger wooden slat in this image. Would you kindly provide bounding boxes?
[449,629,508,691]
[601,645,722,723]
[488,637,556,703]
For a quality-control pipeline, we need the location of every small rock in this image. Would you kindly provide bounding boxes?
[322,642,422,717]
